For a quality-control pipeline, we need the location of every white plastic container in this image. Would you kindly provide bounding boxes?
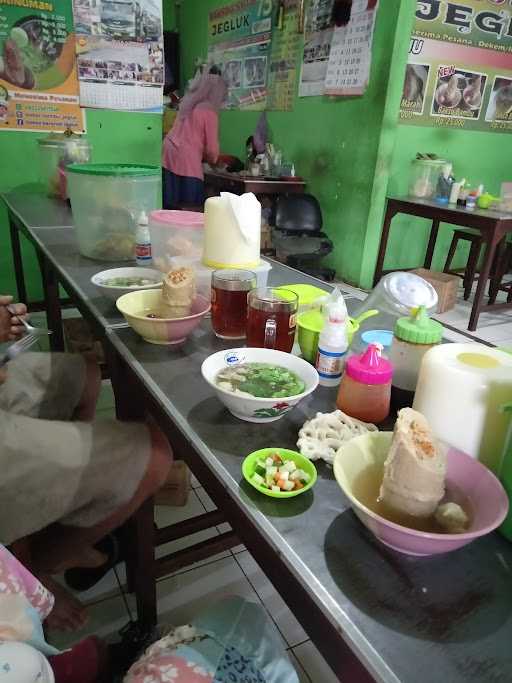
[413,344,512,474]
[149,210,204,272]
[67,163,161,261]
[169,256,271,300]
[203,193,261,269]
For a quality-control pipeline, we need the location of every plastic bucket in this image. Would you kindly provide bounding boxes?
[67,163,161,261]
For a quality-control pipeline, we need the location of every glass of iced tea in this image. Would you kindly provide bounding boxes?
[211,269,257,339]
[247,287,298,353]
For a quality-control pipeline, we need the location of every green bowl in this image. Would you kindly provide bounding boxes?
[242,448,317,498]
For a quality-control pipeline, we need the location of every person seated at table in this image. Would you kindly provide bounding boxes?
[1,542,298,683]
[0,295,173,632]
[162,67,228,209]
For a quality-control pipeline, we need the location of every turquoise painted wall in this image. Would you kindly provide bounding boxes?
[178,0,414,286]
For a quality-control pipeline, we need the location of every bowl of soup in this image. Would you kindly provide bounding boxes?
[201,348,319,423]
[117,288,210,345]
[334,432,509,556]
[92,267,164,301]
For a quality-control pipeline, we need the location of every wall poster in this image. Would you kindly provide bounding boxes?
[324,0,378,96]
[0,0,84,133]
[72,0,164,112]
[298,0,334,97]
[400,0,512,133]
[266,0,300,110]
[207,0,273,111]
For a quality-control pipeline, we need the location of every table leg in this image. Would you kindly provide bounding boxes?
[8,212,28,305]
[424,218,440,269]
[36,253,65,351]
[468,234,500,331]
[106,344,158,630]
[373,202,396,286]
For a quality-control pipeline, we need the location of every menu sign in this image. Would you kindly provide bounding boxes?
[0,0,84,132]
[400,0,512,133]
[208,0,273,110]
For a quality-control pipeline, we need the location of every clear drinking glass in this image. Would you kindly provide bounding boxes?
[211,270,256,339]
[246,287,298,353]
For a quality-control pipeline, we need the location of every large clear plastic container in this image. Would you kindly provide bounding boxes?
[38,132,91,200]
[409,158,446,199]
[149,210,204,272]
[67,164,161,261]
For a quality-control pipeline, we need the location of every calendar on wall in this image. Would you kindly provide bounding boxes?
[324,0,378,97]
[72,0,164,112]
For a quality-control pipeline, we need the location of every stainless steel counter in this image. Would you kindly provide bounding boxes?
[4,187,512,683]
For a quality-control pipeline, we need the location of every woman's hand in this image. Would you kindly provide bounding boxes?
[0,295,27,343]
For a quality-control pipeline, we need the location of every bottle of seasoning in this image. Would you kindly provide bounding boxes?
[389,306,443,408]
[336,343,393,424]
[315,297,348,387]
[135,211,152,266]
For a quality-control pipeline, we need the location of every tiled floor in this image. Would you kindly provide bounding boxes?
[35,280,512,681]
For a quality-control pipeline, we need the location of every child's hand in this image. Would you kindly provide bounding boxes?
[0,295,27,342]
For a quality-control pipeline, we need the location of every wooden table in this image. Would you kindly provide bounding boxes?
[204,169,306,196]
[373,196,512,331]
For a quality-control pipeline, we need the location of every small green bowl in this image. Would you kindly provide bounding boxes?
[242,448,317,498]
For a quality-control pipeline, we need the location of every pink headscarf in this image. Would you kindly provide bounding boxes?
[178,71,228,121]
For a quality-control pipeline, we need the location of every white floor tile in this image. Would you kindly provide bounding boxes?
[190,473,201,489]
[290,650,312,683]
[293,640,340,683]
[236,550,307,648]
[194,487,245,554]
[154,556,282,650]
[96,379,115,411]
[154,491,230,573]
[47,590,132,651]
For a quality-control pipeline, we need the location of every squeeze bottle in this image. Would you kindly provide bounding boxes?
[315,297,348,387]
[337,343,393,423]
[135,211,152,266]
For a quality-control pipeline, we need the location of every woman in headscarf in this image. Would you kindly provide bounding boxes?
[162,68,228,209]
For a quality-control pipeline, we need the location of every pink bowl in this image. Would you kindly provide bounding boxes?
[334,432,509,557]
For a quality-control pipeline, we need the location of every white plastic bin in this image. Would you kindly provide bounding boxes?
[67,163,161,261]
[149,210,204,272]
[169,256,272,300]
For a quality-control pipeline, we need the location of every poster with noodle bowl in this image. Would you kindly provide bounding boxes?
[0,0,84,132]
[400,0,512,133]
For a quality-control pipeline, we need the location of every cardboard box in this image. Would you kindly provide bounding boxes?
[412,268,459,313]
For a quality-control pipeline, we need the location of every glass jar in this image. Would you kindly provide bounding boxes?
[409,158,447,199]
[38,130,91,200]
[336,343,393,424]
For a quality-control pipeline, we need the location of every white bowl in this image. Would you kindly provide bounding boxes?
[201,348,319,423]
[91,267,163,301]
